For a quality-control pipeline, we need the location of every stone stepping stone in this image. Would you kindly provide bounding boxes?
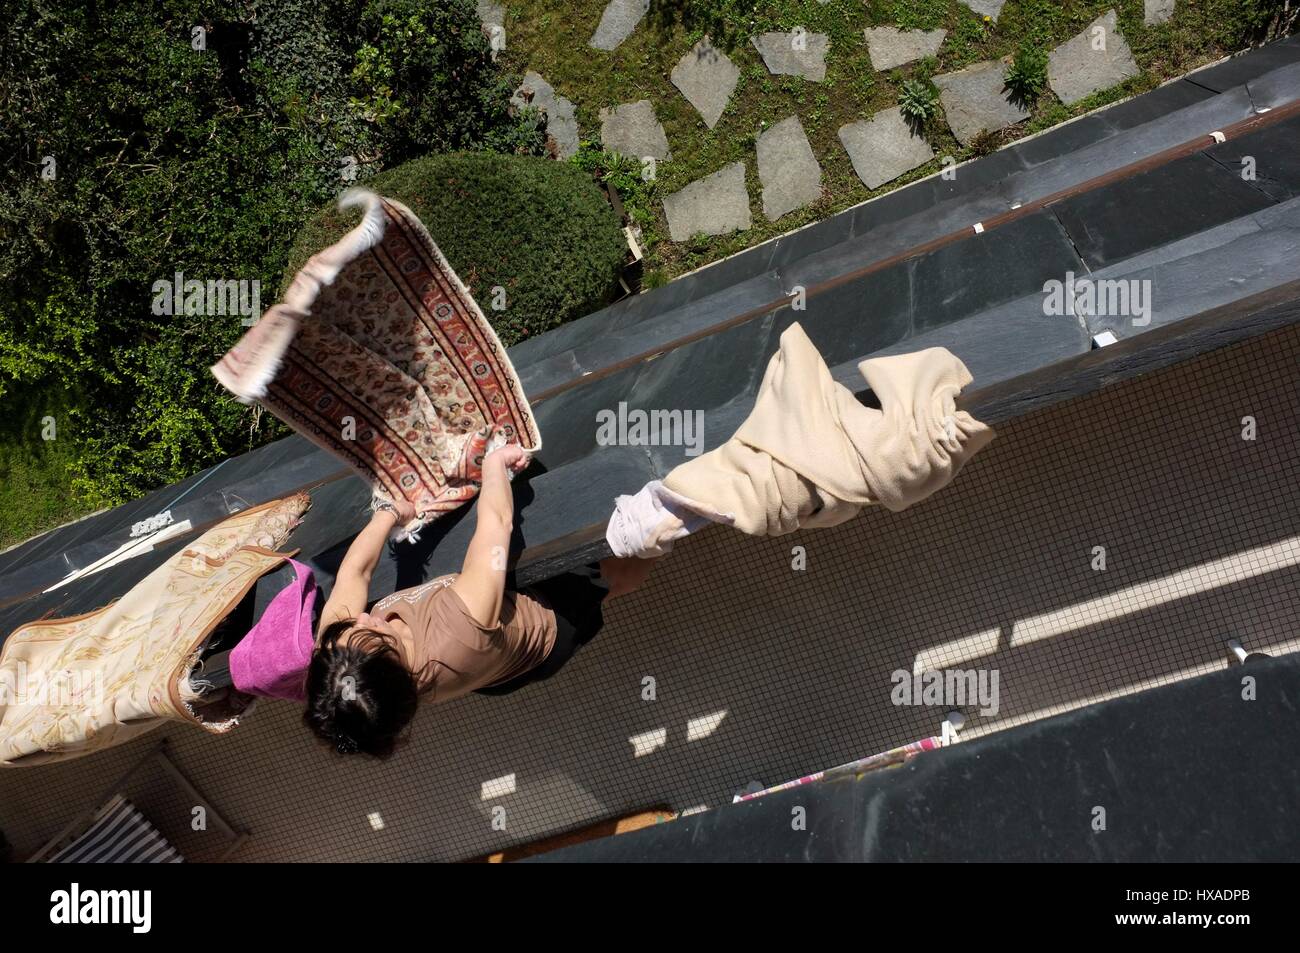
[511,71,579,159]
[933,60,1031,147]
[1047,10,1140,106]
[589,0,649,52]
[599,100,671,161]
[476,0,504,31]
[1145,0,1175,26]
[838,106,935,190]
[757,115,823,221]
[476,1,505,60]
[671,38,740,129]
[864,26,947,72]
[663,162,751,241]
[959,0,1008,21]
[751,31,829,82]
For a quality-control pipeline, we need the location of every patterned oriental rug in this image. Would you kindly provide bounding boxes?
[0,494,309,767]
[212,189,542,540]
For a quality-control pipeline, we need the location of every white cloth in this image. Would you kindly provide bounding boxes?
[605,481,730,558]
[605,323,994,557]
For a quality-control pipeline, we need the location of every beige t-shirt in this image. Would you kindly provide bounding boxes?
[371,575,557,703]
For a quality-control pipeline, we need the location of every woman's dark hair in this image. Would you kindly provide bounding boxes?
[303,619,420,759]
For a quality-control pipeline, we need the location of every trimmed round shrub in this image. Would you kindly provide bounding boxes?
[286,152,627,346]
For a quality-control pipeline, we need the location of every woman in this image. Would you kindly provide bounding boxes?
[303,444,654,758]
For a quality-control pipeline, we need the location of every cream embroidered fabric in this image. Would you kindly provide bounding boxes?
[0,494,309,767]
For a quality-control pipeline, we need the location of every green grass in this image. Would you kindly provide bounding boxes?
[501,0,1292,283]
[0,387,94,550]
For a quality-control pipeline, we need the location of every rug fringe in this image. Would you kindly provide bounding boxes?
[210,189,389,401]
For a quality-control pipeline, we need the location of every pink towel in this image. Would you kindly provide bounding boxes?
[229,559,318,703]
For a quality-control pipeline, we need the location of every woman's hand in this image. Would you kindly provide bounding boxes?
[392,497,417,524]
[372,497,416,527]
[485,443,531,475]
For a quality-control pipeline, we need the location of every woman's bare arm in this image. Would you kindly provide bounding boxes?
[317,500,414,634]
[451,445,530,627]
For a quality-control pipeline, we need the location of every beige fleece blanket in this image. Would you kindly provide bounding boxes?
[608,323,992,555]
[0,494,309,767]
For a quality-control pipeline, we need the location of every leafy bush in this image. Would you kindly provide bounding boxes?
[350,0,545,164]
[0,0,546,534]
[249,0,380,187]
[1006,44,1050,106]
[898,78,939,125]
[286,152,627,346]
[1,0,329,511]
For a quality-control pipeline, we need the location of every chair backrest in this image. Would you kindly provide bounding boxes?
[27,740,248,862]
[45,794,183,863]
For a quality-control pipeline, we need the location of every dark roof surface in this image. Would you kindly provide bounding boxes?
[528,652,1300,862]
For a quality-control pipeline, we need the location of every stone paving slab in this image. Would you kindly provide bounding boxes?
[476,0,504,30]
[757,115,823,220]
[671,38,741,129]
[589,0,649,51]
[1145,0,1175,26]
[663,162,752,240]
[934,60,1031,146]
[959,0,1008,21]
[599,100,671,161]
[838,106,935,190]
[1048,9,1141,106]
[864,26,947,72]
[476,1,505,60]
[511,71,579,159]
[751,31,829,82]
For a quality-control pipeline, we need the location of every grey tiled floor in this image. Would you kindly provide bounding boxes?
[3,325,1299,862]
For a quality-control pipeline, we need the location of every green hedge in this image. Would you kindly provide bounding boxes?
[287,152,627,346]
